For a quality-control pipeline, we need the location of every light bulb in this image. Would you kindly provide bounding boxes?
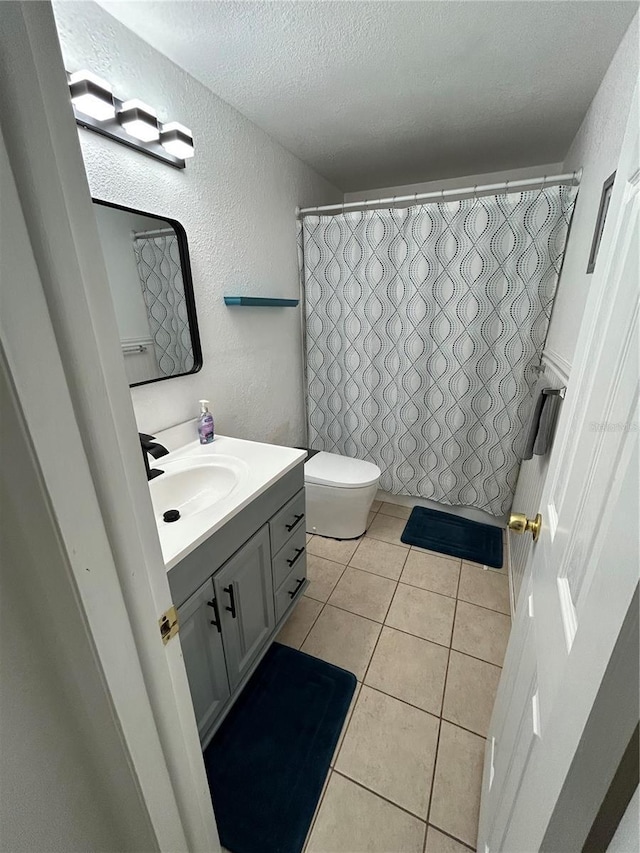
[69,70,115,122]
[118,99,159,142]
[160,121,195,159]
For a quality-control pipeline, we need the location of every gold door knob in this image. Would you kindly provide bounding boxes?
[509,512,542,542]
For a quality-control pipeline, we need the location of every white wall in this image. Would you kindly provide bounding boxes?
[52,0,341,443]
[547,13,639,368]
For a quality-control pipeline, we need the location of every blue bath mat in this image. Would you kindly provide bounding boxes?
[401,506,503,568]
[203,642,357,853]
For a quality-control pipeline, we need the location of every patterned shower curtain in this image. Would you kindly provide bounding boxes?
[133,231,194,377]
[298,186,576,516]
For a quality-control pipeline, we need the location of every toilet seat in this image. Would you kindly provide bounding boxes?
[304,451,380,489]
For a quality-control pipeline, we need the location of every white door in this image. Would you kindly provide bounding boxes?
[478,88,639,852]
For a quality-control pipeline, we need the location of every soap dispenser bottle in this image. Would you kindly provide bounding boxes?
[198,400,214,444]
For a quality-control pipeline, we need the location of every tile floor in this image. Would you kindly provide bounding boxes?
[275,500,511,853]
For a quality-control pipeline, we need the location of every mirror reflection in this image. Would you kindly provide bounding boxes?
[93,200,201,386]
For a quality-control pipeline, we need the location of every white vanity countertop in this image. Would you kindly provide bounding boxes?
[152,420,306,571]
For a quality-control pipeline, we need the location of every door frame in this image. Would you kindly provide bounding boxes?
[0,4,219,850]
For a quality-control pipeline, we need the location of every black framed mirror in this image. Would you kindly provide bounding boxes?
[92,199,202,387]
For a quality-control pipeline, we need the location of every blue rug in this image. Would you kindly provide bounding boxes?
[401,506,504,568]
[203,642,357,853]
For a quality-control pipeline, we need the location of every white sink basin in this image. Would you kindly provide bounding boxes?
[149,455,249,520]
[146,429,307,570]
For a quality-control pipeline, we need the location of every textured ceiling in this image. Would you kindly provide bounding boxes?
[95,1,637,191]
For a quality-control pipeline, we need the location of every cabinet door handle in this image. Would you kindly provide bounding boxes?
[285,513,305,532]
[286,547,305,567]
[207,598,222,633]
[288,578,305,599]
[223,584,237,618]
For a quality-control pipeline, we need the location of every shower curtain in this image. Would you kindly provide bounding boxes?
[298,186,576,516]
[133,230,194,377]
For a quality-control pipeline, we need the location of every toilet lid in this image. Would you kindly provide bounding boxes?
[304,451,381,489]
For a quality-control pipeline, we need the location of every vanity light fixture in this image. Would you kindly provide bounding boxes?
[160,122,195,159]
[118,99,160,142]
[67,69,192,169]
[68,70,116,122]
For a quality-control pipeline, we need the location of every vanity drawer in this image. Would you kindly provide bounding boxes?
[272,526,306,590]
[269,488,306,556]
[275,561,307,623]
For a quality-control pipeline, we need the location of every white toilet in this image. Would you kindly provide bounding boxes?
[304,451,381,540]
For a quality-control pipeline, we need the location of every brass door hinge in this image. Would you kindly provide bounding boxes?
[159,605,179,645]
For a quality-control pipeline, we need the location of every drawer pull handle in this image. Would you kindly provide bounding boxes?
[286,547,305,568]
[285,513,305,532]
[223,584,237,618]
[288,578,305,599]
[207,598,222,633]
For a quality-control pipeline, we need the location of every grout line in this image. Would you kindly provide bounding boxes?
[317,598,393,627]
[302,768,333,852]
[305,596,505,668]
[332,769,429,825]
[355,683,441,723]
[360,580,400,684]
[329,681,362,770]
[426,823,477,852]
[307,552,352,570]
[438,716,488,742]
[424,559,463,838]
[396,576,460,600]
[456,592,511,617]
[447,647,502,673]
[296,598,326,649]
[330,548,407,769]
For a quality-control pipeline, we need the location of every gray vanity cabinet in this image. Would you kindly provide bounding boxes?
[213,524,275,690]
[168,462,306,747]
[177,579,231,741]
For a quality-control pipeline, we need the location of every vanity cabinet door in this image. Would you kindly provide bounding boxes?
[177,579,231,743]
[214,524,275,691]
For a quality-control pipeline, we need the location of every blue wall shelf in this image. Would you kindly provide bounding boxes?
[224,296,299,307]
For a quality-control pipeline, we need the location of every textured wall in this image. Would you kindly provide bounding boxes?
[548,12,638,368]
[52,1,341,443]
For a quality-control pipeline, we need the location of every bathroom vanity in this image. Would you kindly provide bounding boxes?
[151,423,307,748]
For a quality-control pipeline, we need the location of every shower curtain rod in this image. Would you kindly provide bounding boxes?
[297,169,582,217]
[132,227,175,239]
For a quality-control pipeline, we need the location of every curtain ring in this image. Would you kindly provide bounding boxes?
[414,192,418,205]
[441,188,445,204]
[504,179,509,196]
[473,184,478,201]
[541,175,548,191]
